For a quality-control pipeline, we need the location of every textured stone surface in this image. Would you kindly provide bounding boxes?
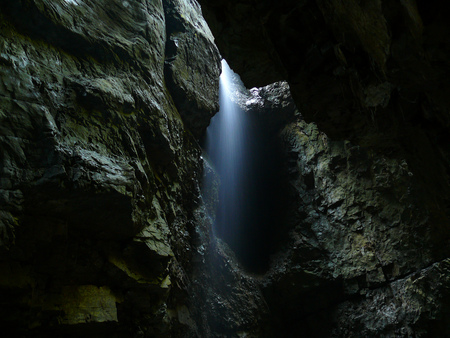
[333,258,450,337]
[197,72,450,336]
[196,1,450,335]
[164,0,221,138]
[198,0,450,216]
[0,0,220,335]
[257,115,450,336]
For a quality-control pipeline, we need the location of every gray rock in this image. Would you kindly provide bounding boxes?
[0,0,219,335]
[163,0,221,138]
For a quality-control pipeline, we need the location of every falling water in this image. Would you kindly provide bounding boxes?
[204,60,248,242]
[203,60,286,272]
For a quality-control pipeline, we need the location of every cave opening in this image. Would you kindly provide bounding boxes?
[202,60,288,273]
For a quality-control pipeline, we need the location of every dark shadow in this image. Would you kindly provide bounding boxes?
[201,110,289,274]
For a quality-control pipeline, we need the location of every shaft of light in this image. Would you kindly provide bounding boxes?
[203,60,249,241]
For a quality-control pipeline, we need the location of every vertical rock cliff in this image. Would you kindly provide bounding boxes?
[0,0,221,336]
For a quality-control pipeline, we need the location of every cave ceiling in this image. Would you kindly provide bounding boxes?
[198,0,450,146]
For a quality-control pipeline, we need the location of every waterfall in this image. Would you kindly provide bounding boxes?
[203,60,249,249]
[203,60,285,272]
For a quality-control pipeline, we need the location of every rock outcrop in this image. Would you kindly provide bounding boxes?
[198,0,450,228]
[204,75,450,335]
[260,114,450,336]
[0,0,221,336]
[197,0,450,336]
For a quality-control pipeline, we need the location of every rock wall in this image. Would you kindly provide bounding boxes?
[262,116,450,336]
[1,0,450,337]
[208,77,450,336]
[0,0,221,336]
[196,0,450,336]
[198,0,450,230]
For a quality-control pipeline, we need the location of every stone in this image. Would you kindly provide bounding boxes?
[0,0,220,335]
[59,285,118,325]
[163,0,221,139]
[1,0,450,336]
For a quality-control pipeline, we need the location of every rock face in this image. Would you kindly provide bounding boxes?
[261,115,450,336]
[203,77,450,335]
[196,0,450,335]
[0,0,221,336]
[198,0,450,227]
[164,0,221,138]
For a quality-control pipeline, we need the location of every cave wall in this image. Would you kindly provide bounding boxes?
[1,0,450,337]
[217,79,450,336]
[0,0,222,336]
[202,76,450,336]
[198,0,450,222]
[264,116,450,336]
[197,0,450,336]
